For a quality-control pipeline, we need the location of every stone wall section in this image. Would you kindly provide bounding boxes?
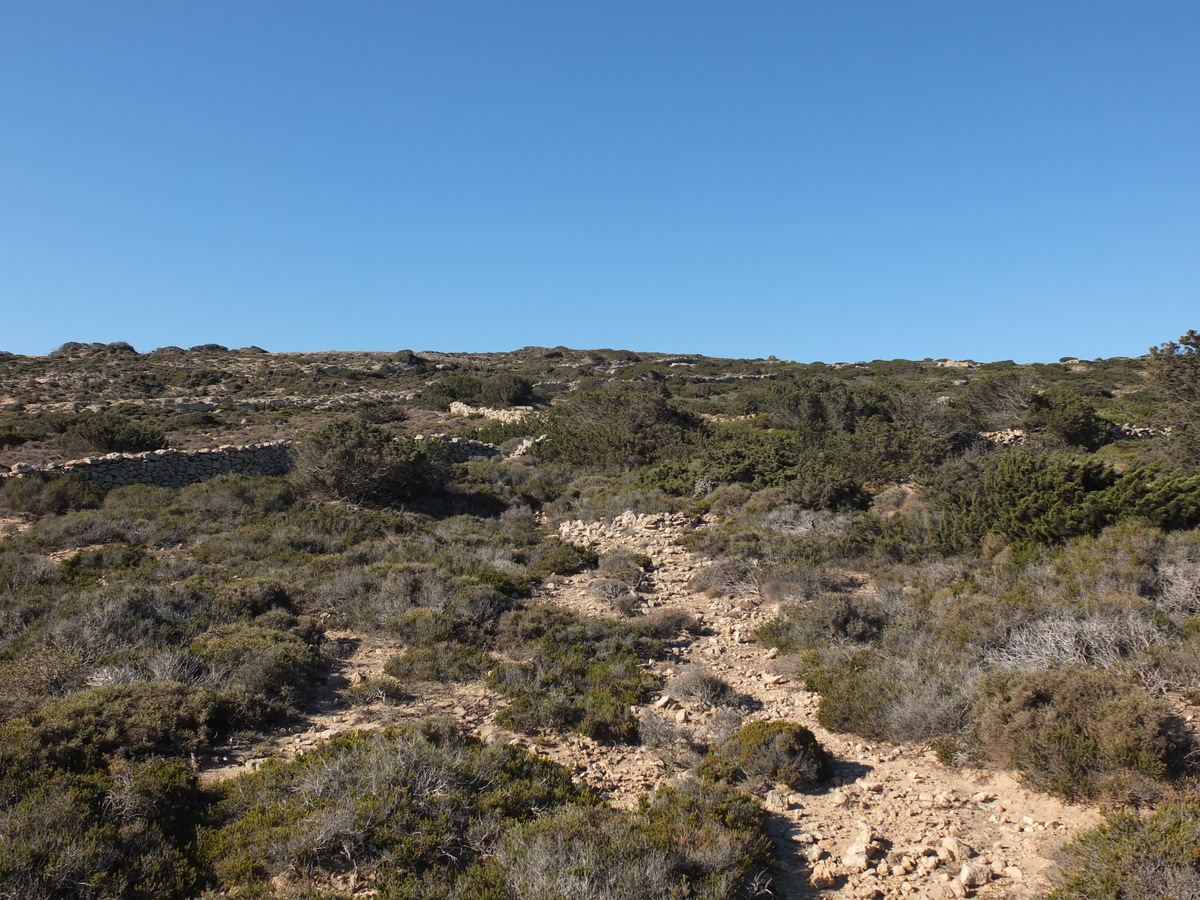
[1,441,292,489]
[16,390,420,417]
[447,401,534,423]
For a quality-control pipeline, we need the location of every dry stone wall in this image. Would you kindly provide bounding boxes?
[1,441,292,489]
[16,390,420,416]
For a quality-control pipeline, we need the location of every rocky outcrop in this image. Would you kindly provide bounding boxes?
[979,429,1027,446]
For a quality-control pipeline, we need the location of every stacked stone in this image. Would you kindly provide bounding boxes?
[1116,423,1173,439]
[2,441,293,489]
[447,401,534,423]
[19,389,420,416]
[413,434,503,463]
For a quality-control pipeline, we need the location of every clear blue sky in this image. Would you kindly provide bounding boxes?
[2,2,1196,362]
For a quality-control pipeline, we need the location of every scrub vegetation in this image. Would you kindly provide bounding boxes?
[1,334,1199,896]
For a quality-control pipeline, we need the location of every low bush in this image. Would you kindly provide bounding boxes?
[0,759,208,900]
[799,641,978,744]
[759,563,848,604]
[191,623,323,717]
[668,663,734,706]
[524,537,598,579]
[645,607,702,640]
[1156,558,1200,621]
[59,411,167,455]
[687,558,760,596]
[984,612,1161,672]
[598,548,653,588]
[589,576,636,604]
[974,667,1191,799]
[215,578,295,616]
[799,647,899,738]
[0,647,89,721]
[488,612,663,742]
[59,542,152,582]
[0,682,231,774]
[696,719,831,790]
[0,472,104,516]
[1049,800,1200,900]
[492,779,772,900]
[757,592,888,653]
[292,418,451,505]
[341,675,409,706]
[383,642,492,682]
[201,722,589,893]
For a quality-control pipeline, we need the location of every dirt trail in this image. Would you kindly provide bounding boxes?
[197,633,501,782]
[536,512,1099,900]
[201,511,1099,899]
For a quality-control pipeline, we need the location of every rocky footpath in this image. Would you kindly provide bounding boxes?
[541,512,1099,900]
[203,511,1099,899]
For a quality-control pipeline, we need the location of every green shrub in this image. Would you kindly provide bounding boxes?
[478,372,535,407]
[524,537,598,579]
[1024,387,1114,451]
[191,623,323,716]
[488,613,662,742]
[418,372,535,410]
[930,449,1200,554]
[293,419,451,505]
[60,411,167,455]
[0,426,35,449]
[495,780,772,900]
[201,722,590,892]
[782,463,872,511]
[696,720,831,790]
[0,682,230,774]
[0,472,104,516]
[0,759,208,900]
[1049,800,1200,900]
[537,384,704,470]
[800,643,974,744]
[802,647,900,738]
[1147,329,1200,466]
[757,592,887,654]
[354,398,409,424]
[642,428,876,508]
[974,668,1190,799]
[383,642,492,682]
[929,448,1121,554]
